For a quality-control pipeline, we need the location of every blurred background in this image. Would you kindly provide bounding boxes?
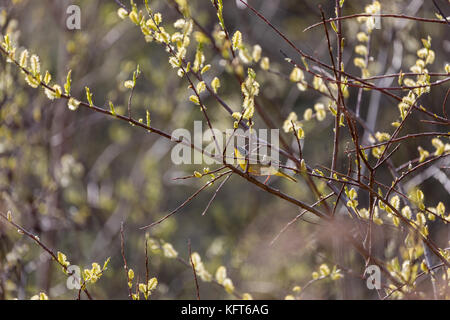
[0,0,449,299]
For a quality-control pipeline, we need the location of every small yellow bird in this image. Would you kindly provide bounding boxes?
[234,146,297,183]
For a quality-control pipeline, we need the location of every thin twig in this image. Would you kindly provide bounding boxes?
[201,173,232,216]
[188,239,201,300]
[304,13,447,32]
[120,222,133,299]
[140,170,233,229]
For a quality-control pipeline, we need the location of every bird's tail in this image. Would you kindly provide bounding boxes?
[275,171,297,183]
